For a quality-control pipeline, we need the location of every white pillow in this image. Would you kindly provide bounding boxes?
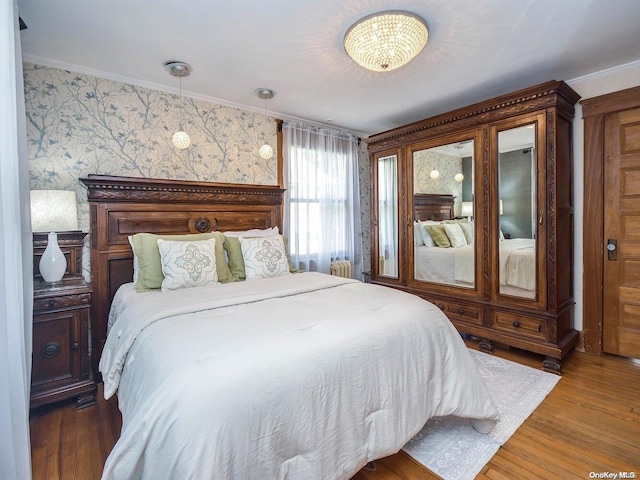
[240,235,291,280]
[460,222,474,245]
[223,227,279,237]
[418,220,439,247]
[500,230,505,242]
[444,223,467,248]
[128,235,139,283]
[413,222,424,246]
[157,238,218,291]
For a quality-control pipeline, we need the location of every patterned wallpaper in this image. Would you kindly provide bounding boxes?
[413,149,464,216]
[24,63,373,277]
[24,63,278,232]
[357,141,371,274]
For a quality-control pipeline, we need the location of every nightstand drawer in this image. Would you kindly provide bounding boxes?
[32,310,80,386]
[33,293,90,313]
[431,298,483,326]
[492,312,546,340]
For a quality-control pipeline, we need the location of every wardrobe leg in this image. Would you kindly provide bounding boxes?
[479,338,495,354]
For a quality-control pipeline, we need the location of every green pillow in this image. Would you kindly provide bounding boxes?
[426,224,451,248]
[223,235,297,281]
[131,232,233,291]
[223,236,246,280]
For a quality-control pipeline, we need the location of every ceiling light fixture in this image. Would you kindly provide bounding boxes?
[344,11,428,72]
[165,61,192,150]
[256,88,274,160]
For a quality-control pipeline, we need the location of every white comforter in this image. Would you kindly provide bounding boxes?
[100,272,499,480]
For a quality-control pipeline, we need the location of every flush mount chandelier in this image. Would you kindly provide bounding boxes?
[344,11,428,72]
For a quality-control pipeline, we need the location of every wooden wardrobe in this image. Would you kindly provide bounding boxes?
[368,80,580,373]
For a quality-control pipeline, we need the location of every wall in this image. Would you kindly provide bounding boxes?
[568,59,640,332]
[499,149,533,239]
[24,63,278,234]
[413,149,463,215]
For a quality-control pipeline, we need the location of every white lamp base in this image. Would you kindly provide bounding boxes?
[39,232,67,283]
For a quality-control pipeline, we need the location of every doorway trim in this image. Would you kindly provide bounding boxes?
[582,85,640,354]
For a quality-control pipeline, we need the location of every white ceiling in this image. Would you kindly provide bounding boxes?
[17,0,640,137]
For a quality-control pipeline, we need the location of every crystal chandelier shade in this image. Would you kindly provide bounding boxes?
[344,11,428,72]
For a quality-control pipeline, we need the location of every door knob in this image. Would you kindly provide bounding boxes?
[607,239,617,260]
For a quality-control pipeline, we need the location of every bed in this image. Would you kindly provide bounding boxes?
[412,194,535,297]
[82,175,499,480]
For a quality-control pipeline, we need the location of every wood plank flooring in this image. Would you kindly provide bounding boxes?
[30,341,640,480]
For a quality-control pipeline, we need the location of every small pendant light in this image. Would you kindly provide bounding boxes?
[165,61,192,150]
[256,88,274,160]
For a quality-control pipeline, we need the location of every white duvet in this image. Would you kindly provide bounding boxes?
[100,272,499,480]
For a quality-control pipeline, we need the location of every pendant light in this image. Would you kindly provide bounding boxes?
[165,61,192,150]
[256,88,274,160]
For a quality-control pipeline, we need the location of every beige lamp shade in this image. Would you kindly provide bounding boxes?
[30,190,79,232]
[461,201,474,218]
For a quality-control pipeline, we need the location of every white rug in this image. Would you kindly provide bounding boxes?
[403,349,560,480]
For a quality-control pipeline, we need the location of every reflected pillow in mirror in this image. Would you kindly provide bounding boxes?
[444,223,467,248]
[460,222,474,245]
[426,224,451,248]
[414,222,424,246]
[419,220,439,247]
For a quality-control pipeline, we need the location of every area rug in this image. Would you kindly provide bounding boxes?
[403,349,560,480]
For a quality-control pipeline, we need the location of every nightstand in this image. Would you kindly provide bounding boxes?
[31,276,96,409]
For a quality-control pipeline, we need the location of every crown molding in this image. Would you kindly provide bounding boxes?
[567,58,640,86]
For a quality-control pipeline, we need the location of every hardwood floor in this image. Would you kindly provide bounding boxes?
[30,341,640,480]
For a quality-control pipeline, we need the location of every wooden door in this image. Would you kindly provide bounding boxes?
[603,107,640,358]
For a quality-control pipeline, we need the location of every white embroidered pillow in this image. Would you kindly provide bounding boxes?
[239,235,291,280]
[460,222,474,245]
[444,223,467,248]
[157,238,218,291]
[419,220,438,247]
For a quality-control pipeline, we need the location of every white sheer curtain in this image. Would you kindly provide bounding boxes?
[0,2,33,479]
[283,120,362,280]
[378,155,398,277]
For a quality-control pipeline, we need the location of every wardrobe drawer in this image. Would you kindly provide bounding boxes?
[492,312,546,340]
[432,299,483,326]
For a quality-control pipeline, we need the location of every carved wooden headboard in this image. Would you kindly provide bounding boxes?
[413,194,455,221]
[80,174,285,379]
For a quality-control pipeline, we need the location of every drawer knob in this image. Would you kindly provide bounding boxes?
[457,308,465,315]
[437,303,445,310]
[41,342,60,359]
[512,321,521,328]
[47,299,56,308]
[71,342,79,350]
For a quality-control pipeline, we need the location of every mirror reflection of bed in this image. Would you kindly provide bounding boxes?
[498,123,537,299]
[411,131,537,299]
[412,139,476,290]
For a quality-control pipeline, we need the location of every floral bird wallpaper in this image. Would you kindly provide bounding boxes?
[24,63,373,276]
[24,63,278,231]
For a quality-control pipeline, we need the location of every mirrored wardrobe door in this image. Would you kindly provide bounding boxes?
[411,139,475,288]
[376,153,399,278]
[496,122,539,299]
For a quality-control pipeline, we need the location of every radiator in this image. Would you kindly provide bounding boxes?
[330,260,352,279]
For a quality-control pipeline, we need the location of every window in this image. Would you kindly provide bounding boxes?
[283,121,362,279]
